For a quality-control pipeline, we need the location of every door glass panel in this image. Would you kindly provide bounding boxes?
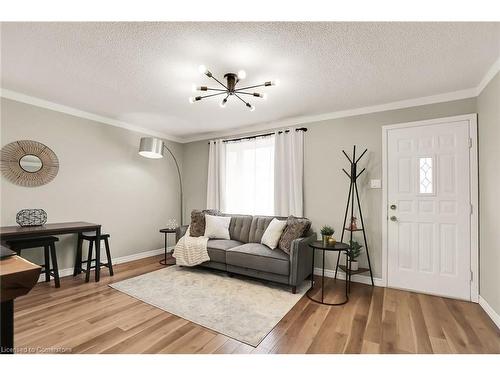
[419,157,433,194]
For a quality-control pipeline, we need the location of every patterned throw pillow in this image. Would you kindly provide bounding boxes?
[189,209,220,237]
[278,216,311,254]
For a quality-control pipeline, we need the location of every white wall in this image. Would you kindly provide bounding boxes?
[3,92,494,309]
[0,98,183,270]
[477,72,500,315]
[182,98,477,279]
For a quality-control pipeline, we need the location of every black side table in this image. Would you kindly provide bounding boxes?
[307,241,350,305]
[159,228,177,265]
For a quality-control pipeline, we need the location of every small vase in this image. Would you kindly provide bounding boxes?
[322,235,331,246]
[328,237,336,246]
[350,260,359,271]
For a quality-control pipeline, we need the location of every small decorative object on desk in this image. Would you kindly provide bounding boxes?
[166,219,178,230]
[349,216,358,230]
[328,237,337,246]
[347,240,363,271]
[320,225,335,246]
[16,209,47,227]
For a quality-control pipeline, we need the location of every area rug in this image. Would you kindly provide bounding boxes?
[109,266,308,346]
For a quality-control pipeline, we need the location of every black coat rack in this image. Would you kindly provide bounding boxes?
[334,145,374,287]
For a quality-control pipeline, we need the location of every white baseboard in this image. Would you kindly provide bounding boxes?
[37,246,173,283]
[479,295,500,329]
[313,266,385,287]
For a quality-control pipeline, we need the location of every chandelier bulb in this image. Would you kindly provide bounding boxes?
[198,65,208,74]
[237,70,247,80]
[220,98,228,108]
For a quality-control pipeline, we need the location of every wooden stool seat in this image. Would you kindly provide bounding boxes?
[79,233,110,241]
[73,233,113,282]
[6,236,60,288]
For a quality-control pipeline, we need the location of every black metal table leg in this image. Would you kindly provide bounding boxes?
[321,249,325,303]
[1,300,14,354]
[345,251,349,297]
[95,226,101,282]
[159,231,168,265]
[164,232,167,263]
[310,246,315,290]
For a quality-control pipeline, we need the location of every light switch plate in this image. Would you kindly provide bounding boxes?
[370,179,381,189]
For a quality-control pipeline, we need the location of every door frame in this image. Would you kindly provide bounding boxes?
[381,114,479,302]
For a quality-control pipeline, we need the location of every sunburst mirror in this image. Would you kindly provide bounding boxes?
[1,140,59,187]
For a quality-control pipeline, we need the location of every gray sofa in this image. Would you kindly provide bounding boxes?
[177,214,316,293]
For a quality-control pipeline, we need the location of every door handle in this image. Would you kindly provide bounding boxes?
[390,216,398,222]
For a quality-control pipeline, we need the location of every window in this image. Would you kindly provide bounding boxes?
[419,157,433,194]
[224,136,275,215]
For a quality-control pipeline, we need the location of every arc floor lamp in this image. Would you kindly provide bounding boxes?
[138,137,183,226]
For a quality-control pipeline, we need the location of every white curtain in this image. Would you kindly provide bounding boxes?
[274,129,304,217]
[206,140,226,210]
[224,136,275,215]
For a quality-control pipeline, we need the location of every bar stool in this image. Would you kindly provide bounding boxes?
[6,236,60,288]
[73,232,114,282]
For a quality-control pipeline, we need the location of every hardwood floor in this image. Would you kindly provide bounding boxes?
[13,255,500,354]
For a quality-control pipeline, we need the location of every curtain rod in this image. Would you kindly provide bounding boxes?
[208,127,308,144]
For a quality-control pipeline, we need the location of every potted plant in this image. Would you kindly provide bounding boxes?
[320,225,335,246]
[347,240,363,271]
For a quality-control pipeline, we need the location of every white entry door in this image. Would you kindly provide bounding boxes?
[386,118,474,300]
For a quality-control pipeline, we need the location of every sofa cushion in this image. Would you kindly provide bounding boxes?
[248,216,272,243]
[279,216,312,254]
[226,243,290,276]
[190,209,220,237]
[204,214,231,239]
[225,214,253,243]
[261,218,287,250]
[207,239,243,263]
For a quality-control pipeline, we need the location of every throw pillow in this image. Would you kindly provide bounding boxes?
[279,216,311,254]
[261,218,288,250]
[190,209,220,237]
[204,214,231,239]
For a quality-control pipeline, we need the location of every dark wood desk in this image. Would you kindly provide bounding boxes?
[0,222,102,281]
[0,252,41,354]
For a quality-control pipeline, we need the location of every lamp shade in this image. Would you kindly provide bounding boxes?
[139,137,164,159]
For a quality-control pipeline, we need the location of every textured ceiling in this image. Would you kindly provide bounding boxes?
[1,22,499,140]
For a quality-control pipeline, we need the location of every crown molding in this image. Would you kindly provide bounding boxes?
[181,87,478,143]
[475,56,500,96]
[0,89,184,143]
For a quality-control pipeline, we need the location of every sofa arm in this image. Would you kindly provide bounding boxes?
[176,225,189,242]
[289,233,316,287]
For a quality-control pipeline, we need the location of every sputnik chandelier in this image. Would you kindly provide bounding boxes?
[189,65,279,111]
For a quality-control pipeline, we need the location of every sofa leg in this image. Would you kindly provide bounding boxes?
[291,286,297,294]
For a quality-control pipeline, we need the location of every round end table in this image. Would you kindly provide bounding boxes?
[307,240,350,305]
[159,228,177,265]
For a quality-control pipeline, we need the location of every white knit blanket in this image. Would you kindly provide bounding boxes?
[173,230,210,267]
